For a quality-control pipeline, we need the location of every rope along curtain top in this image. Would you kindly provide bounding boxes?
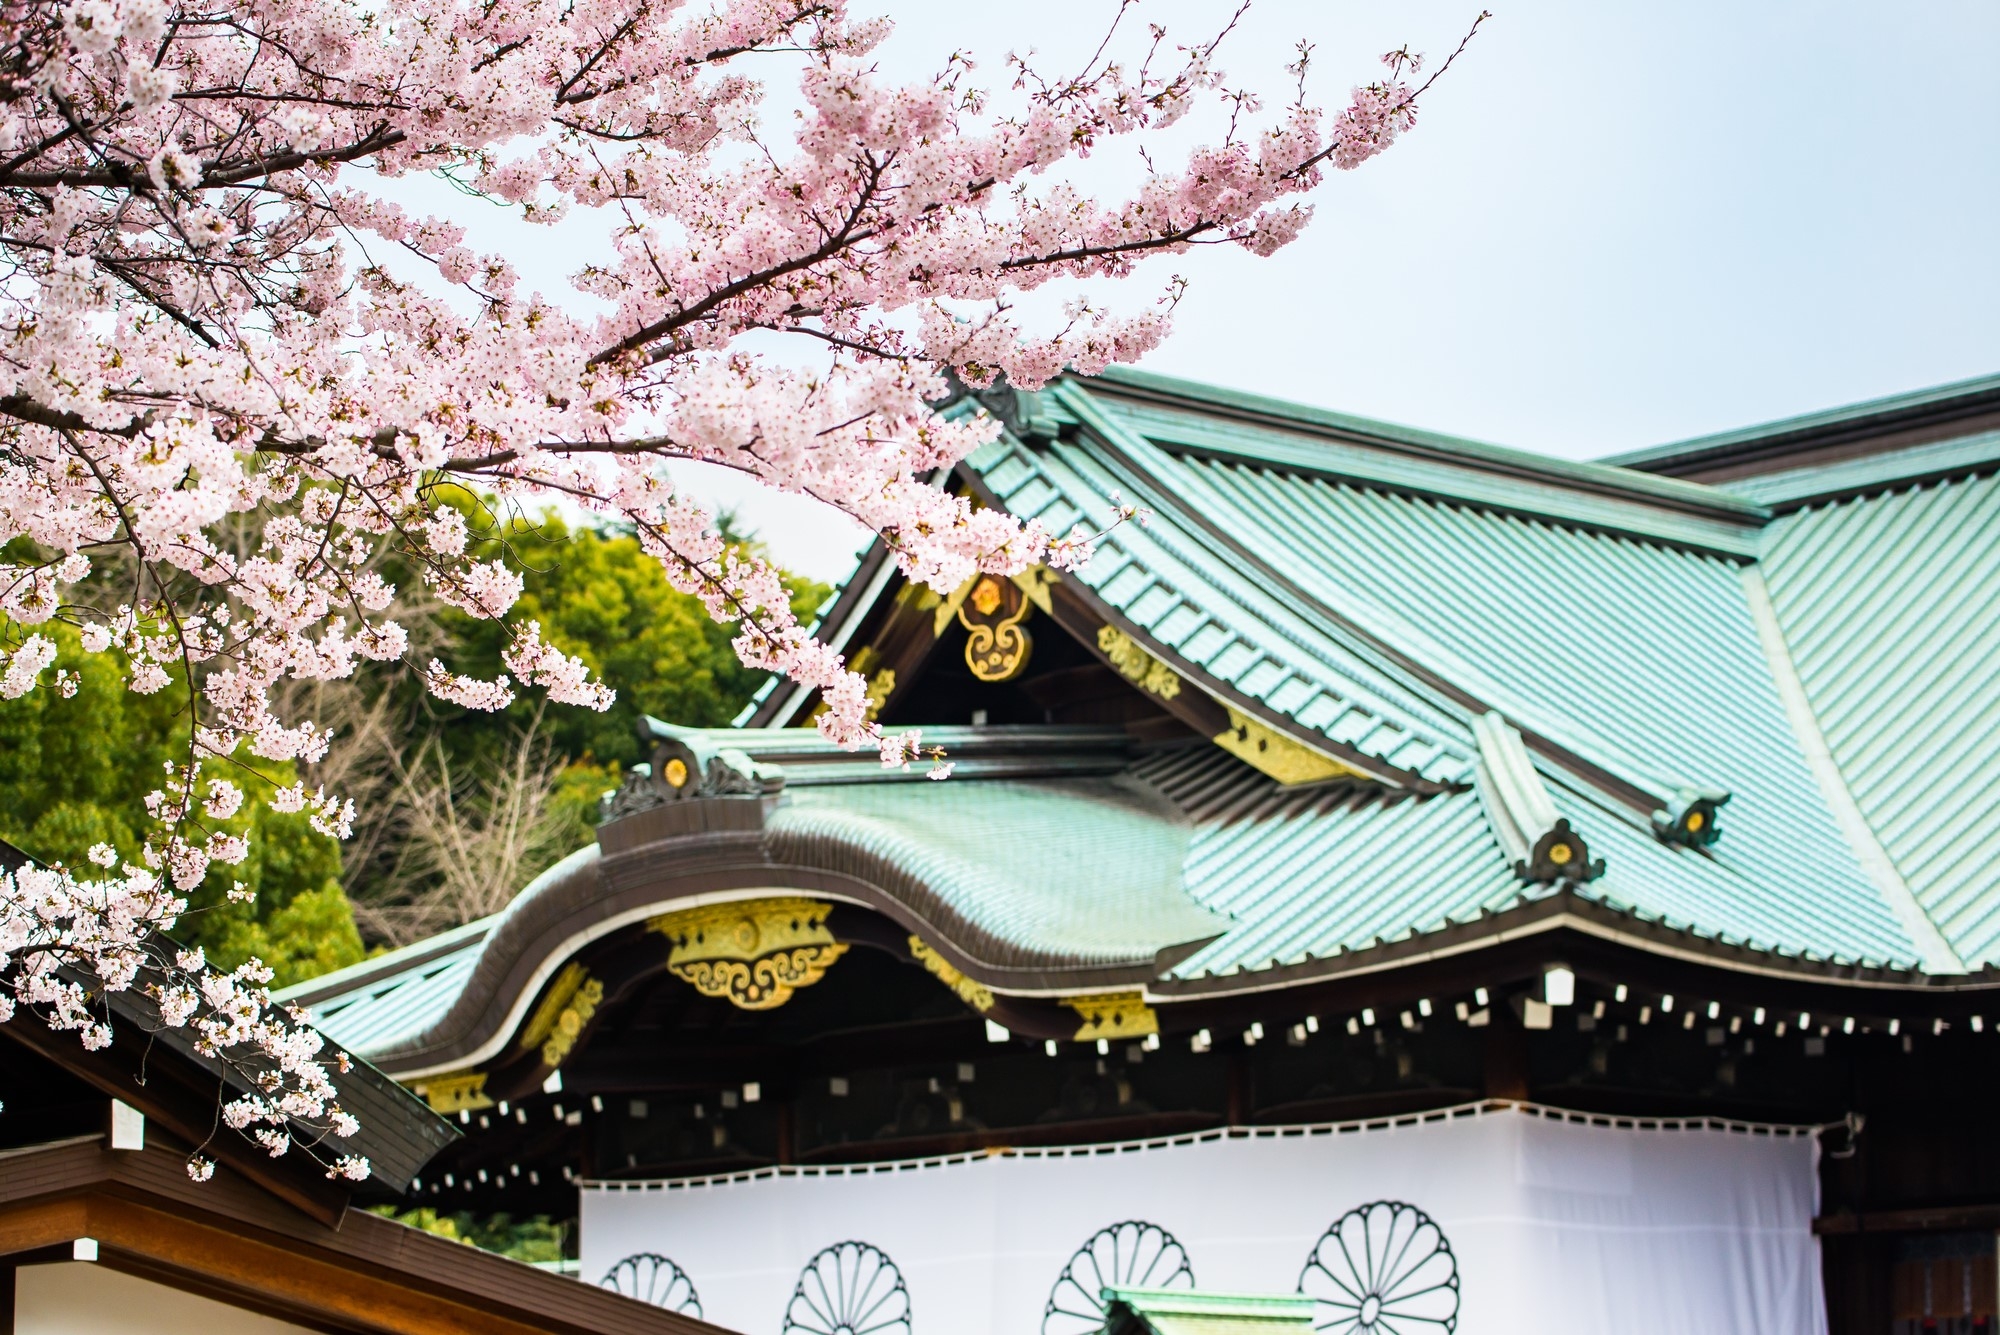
[583,1098,1826,1192]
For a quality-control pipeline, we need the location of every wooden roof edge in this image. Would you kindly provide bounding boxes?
[1609,371,2000,481]
[1141,890,2000,1004]
[0,1133,732,1335]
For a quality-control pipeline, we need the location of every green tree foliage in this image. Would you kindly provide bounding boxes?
[370,1207,572,1264]
[0,504,830,963]
[0,625,364,987]
[341,505,830,935]
[434,505,830,771]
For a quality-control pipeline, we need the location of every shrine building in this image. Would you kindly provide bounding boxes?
[283,367,2000,1335]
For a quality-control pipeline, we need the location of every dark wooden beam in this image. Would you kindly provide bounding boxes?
[1814,1203,2000,1235]
[0,1135,724,1335]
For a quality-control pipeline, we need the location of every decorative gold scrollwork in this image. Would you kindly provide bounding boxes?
[521,963,585,1051]
[540,976,603,1068]
[649,897,848,1010]
[1215,705,1363,786]
[908,935,995,1012]
[1097,625,1181,699]
[1065,990,1159,1041]
[416,1070,494,1115]
[863,667,896,723]
[958,575,1034,682]
[520,962,605,1069]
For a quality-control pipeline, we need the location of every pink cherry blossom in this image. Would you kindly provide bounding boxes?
[0,0,1483,1161]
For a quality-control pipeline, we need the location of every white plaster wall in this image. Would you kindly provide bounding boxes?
[15,1261,317,1335]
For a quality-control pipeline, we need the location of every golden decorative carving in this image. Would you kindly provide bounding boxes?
[649,897,848,1010]
[1097,625,1181,699]
[1215,706,1364,786]
[537,974,603,1069]
[969,577,1004,616]
[958,575,1033,682]
[1014,565,1058,616]
[417,1070,493,1115]
[863,667,896,723]
[936,567,1058,638]
[908,935,994,1012]
[519,962,587,1052]
[1065,990,1158,1041]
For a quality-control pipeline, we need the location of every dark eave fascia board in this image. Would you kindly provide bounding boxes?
[1144,885,2000,1004]
[1609,371,2000,480]
[1081,368,1769,556]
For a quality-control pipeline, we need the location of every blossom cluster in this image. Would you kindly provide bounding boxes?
[0,0,1476,1146]
[0,857,368,1182]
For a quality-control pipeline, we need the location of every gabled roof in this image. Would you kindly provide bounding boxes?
[298,366,2000,1079]
[0,1132,721,1335]
[0,840,454,1213]
[763,367,2000,979]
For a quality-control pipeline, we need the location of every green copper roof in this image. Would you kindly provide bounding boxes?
[1103,1287,1316,1335]
[288,922,491,1056]
[769,775,1231,969]
[967,377,1926,971]
[1123,446,1902,953]
[295,369,2000,1068]
[1761,471,2000,965]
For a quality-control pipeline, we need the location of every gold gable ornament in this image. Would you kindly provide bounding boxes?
[908,936,995,1012]
[1065,990,1159,1042]
[1097,625,1181,699]
[416,1070,494,1116]
[1215,706,1363,786]
[649,897,848,1010]
[957,574,1034,682]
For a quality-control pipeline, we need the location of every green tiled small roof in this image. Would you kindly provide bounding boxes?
[1104,1287,1316,1335]
[770,776,1230,969]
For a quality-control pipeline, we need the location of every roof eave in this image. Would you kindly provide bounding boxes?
[1143,887,1996,1003]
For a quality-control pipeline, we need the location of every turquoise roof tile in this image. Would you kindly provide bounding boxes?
[1762,472,2000,965]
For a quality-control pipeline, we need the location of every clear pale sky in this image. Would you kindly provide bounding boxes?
[430,2,2000,579]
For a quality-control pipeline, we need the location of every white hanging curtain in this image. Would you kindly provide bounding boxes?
[581,1103,1825,1335]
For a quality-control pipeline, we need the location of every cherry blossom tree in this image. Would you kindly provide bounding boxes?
[0,0,1480,1176]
